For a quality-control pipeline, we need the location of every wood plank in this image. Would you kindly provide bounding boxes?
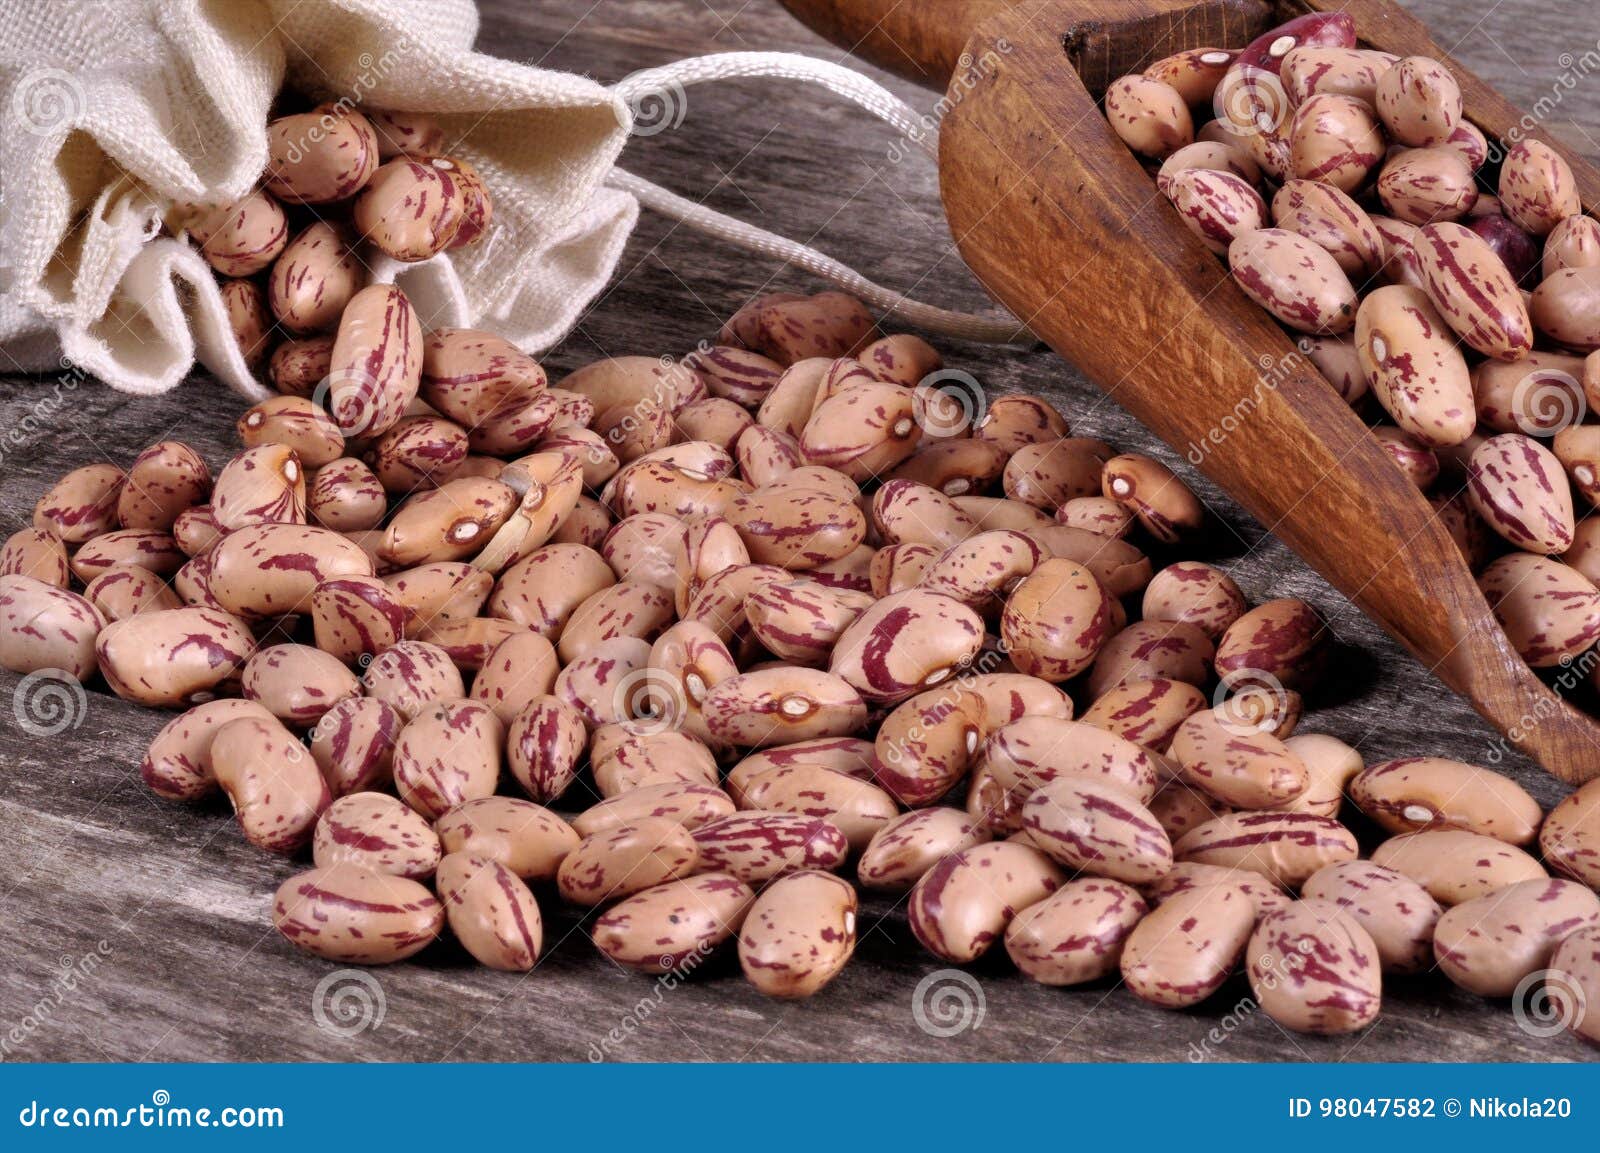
[0,0,1593,1062]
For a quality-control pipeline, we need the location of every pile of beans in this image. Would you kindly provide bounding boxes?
[169,102,491,381]
[5,278,1600,1036]
[1106,13,1600,677]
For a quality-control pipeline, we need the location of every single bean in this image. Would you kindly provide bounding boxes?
[242,643,360,726]
[1370,828,1546,905]
[591,873,755,971]
[313,791,441,879]
[272,866,441,964]
[308,696,403,797]
[1247,899,1381,1035]
[908,841,1063,963]
[1022,776,1172,884]
[1120,882,1256,1008]
[435,796,579,881]
[1433,878,1600,997]
[436,852,543,972]
[1174,811,1358,887]
[211,715,330,852]
[95,605,253,707]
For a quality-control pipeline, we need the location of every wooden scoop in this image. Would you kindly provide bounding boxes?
[780,0,1600,784]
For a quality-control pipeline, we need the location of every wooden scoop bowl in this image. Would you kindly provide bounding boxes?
[779,0,1600,784]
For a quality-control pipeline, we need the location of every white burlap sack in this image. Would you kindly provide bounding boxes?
[0,0,636,400]
[0,0,1021,402]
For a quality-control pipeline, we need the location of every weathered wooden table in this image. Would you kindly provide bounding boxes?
[3,0,1597,1063]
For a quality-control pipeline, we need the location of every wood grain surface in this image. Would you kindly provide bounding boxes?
[2,0,1598,1063]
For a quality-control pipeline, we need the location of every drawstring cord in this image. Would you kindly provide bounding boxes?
[608,51,1030,346]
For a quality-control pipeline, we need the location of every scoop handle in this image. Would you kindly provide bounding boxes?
[777,0,1274,92]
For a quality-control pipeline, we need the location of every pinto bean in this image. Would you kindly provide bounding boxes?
[1370,828,1546,905]
[907,841,1063,963]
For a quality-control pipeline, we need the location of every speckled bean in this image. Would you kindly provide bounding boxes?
[272,866,441,964]
[1079,677,1206,753]
[435,796,579,881]
[1174,811,1358,887]
[0,575,105,679]
[1022,777,1172,884]
[830,589,985,704]
[1229,228,1357,334]
[207,522,374,620]
[242,643,360,726]
[1498,139,1581,236]
[435,852,543,971]
[1370,828,1547,905]
[1302,860,1442,975]
[391,698,501,820]
[313,791,441,879]
[738,765,896,851]
[1170,708,1310,809]
[95,605,252,706]
[592,873,754,971]
[211,715,330,852]
[907,841,1063,963]
[1434,878,1600,997]
[1350,756,1541,844]
[326,284,423,439]
[308,696,402,796]
[1000,559,1114,683]
[1120,882,1256,1008]
[361,640,465,720]
[1479,553,1600,667]
[557,818,701,905]
[1465,433,1574,553]
[1247,899,1381,1034]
